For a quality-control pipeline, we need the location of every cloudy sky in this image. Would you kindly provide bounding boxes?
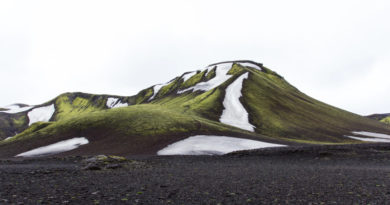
[0,0,389,115]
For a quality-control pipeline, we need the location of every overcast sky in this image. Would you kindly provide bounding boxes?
[0,0,389,115]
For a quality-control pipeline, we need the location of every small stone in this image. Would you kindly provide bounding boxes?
[106,164,121,169]
[82,163,101,171]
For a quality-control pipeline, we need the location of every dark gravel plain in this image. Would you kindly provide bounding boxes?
[0,143,390,204]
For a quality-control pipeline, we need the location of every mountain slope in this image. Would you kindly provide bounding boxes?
[367,113,390,125]
[1,60,390,157]
[0,93,135,140]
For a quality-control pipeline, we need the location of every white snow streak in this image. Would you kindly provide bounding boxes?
[178,63,233,94]
[0,104,33,114]
[346,136,390,143]
[148,80,174,101]
[106,97,128,109]
[346,131,390,143]
[238,62,262,70]
[27,104,55,126]
[16,137,89,157]
[352,131,390,139]
[157,135,285,155]
[220,72,255,132]
[181,71,197,82]
[204,65,215,76]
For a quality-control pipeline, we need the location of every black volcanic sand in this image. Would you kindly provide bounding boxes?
[1,144,390,204]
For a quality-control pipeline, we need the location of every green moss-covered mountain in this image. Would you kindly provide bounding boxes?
[366,113,390,125]
[1,60,389,157]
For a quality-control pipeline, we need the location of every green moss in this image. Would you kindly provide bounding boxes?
[227,63,245,75]
[156,78,179,98]
[262,66,283,78]
[180,71,205,89]
[240,69,389,143]
[108,155,127,161]
[54,95,102,121]
[181,89,224,120]
[135,87,154,104]
[12,115,27,127]
[2,64,390,151]
[3,122,52,143]
[381,117,390,124]
[3,103,254,148]
[205,67,216,80]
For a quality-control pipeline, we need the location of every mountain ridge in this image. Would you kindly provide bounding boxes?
[1,60,390,157]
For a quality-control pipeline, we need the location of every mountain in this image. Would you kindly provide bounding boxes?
[366,113,390,124]
[1,60,390,158]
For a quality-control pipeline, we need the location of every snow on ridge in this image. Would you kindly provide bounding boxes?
[157,135,285,155]
[0,104,33,114]
[16,137,89,157]
[204,65,215,76]
[106,97,128,109]
[238,62,262,71]
[178,63,233,94]
[28,104,55,126]
[148,79,175,101]
[181,71,197,82]
[220,72,255,132]
[106,98,118,108]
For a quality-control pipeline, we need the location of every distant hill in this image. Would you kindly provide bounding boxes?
[366,113,390,124]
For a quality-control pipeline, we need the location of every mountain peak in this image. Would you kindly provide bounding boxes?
[208,60,263,70]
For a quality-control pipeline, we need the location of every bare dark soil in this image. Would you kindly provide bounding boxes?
[0,144,390,204]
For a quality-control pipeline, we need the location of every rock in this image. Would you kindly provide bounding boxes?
[106,164,121,169]
[82,163,102,171]
[81,155,128,170]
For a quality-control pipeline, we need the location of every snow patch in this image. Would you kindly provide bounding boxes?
[220,72,255,132]
[106,97,128,109]
[351,131,390,139]
[148,79,175,101]
[157,135,285,155]
[346,131,390,143]
[205,65,215,76]
[181,71,197,82]
[346,136,390,143]
[16,137,89,157]
[178,63,233,94]
[238,62,262,70]
[0,104,33,114]
[27,104,55,126]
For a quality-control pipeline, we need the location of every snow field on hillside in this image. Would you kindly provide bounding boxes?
[157,135,285,155]
[347,131,390,143]
[220,72,255,132]
[106,97,128,109]
[178,63,233,94]
[28,104,55,126]
[16,137,89,157]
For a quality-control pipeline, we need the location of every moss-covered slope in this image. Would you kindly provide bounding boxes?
[366,113,390,125]
[0,92,136,140]
[1,60,390,157]
[0,104,281,157]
